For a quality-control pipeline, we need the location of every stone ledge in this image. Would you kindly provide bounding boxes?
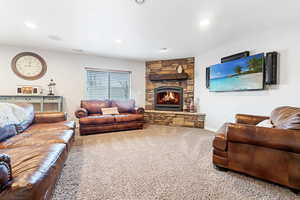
[144,110,206,129]
[145,110,205,116]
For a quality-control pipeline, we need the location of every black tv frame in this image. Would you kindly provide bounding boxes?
[221,51,250,63]
[208,53,266,92]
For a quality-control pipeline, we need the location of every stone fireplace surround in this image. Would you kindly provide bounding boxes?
[144,57,205,128]
[145,57,194,110]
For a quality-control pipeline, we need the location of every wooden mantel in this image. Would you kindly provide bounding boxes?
[149,73,189,81]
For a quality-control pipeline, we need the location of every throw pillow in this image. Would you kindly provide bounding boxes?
[101,107,119,115]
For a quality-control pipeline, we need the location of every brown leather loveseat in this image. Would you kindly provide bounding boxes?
[75,99,145,135]
[0,103,75,200]
[213,106,300,192]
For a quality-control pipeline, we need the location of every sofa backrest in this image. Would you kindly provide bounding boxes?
[271,106,300,130]
[81,100,111,114]
[111,99,135,113]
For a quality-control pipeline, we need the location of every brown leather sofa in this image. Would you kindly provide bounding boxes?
[213,106,300,192]
[0,103,75,200]
[75,99,145,135]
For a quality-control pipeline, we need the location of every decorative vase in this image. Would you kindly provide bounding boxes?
[189,101,195,113]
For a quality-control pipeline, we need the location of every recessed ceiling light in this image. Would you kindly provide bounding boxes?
[200,19,211,27]
[48,35,62,41]
[135,0,145,4]
[24,21,38,29]
[159,48,169,53]
[115,39,123,44]
[72,49,84,53]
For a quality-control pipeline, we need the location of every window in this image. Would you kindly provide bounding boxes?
[86,69,131,100]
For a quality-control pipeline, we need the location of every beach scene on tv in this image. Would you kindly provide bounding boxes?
[209,53,264,92]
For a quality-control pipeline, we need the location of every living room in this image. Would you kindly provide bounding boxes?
[0,0,300,199]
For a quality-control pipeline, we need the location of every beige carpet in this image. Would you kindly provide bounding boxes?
[53,125,298,200]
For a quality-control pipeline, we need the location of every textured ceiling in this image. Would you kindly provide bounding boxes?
[0,0,300,60]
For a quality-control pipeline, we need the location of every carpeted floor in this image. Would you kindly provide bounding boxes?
[53,125,299,200]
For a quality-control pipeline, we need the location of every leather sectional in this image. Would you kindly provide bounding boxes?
[213,106,300,192]
[0,103,75,200]
[75,99,145,135]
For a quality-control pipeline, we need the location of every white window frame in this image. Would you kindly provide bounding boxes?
[85,67,132,100]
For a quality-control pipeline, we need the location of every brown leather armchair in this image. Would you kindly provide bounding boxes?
[75,99,145,135]
[213,107,300,192]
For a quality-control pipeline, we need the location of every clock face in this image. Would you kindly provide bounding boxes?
[11,52,47,80]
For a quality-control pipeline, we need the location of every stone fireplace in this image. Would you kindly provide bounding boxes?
[154,86,183,111]
[145,57,194,110]
[144,57,205,129]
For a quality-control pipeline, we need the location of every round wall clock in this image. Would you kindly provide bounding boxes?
[11,52,47,80]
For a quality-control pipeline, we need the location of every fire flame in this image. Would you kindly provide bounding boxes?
[162,92,176,102]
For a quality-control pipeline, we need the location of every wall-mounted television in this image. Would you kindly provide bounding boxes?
[208,53,265,92]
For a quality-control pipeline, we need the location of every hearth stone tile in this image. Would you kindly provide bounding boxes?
[144,110,205,129]
[173,118,185,126]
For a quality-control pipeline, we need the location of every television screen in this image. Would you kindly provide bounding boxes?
[209,53,264,92]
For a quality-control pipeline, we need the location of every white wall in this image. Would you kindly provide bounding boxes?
[2,25,300,131]
[195,26,300,131]
[0,45,145,120]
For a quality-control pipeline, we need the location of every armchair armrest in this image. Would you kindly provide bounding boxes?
[133,107,145,114]
[235,114,269,125]
[227,123,300,154]
[34,112,67,123]
[75,108,88,118]
[0,154,12,192]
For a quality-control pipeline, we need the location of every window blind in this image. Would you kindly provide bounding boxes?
[86,69,131,100]
[110,72,130,100]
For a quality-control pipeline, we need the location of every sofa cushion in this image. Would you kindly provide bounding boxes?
[79,115,115,125]
[34,112,66,123]
[114,114,144,123]
[0,144,67,200]
[0,125,17,142]
[111,100,135,113]
[89,114,103,117]
[81,100,110,114]
[271,106,300,130]
[0,129,74,150]
[24,121,76,133]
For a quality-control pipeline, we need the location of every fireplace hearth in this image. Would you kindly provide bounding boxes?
[154,86,183,111]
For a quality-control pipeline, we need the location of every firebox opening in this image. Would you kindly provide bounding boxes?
[154,86,183,111]
[157,92,180,105]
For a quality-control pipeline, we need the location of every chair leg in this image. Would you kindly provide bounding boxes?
[213,164,228,172]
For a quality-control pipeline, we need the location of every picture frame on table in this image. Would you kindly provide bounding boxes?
[17,85,41,95]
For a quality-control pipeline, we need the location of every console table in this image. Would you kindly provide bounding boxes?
[0,95,63,112]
